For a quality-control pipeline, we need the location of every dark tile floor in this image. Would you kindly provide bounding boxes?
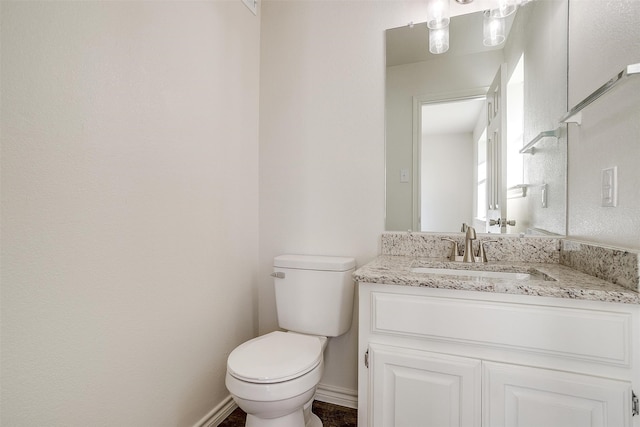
[218,400,357,427]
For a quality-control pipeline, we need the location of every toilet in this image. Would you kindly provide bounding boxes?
[225,254,356,427]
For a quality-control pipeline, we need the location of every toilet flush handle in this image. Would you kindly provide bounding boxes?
[270,272,285,279]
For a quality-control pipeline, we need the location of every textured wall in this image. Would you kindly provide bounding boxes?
[567,0,640,249]
[1,2,260,425]
[504,0,568,236]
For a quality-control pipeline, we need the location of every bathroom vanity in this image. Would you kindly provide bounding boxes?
[355,250,640,427]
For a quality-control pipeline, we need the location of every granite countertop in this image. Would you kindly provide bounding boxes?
[354,255,640,305]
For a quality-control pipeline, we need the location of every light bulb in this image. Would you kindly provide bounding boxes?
[483,11,506,46]
[490,0,517,18]
[427,0,450,29]
[429,27,449,54]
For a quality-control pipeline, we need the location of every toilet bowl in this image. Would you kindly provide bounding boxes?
[225,254,356,427]
[225,331,327,427]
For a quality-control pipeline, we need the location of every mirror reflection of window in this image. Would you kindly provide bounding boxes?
[506,54,524,188]
[476,128,487,220]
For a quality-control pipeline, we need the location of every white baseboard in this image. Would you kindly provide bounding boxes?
[315,383,358,409]
[193,395,238,427]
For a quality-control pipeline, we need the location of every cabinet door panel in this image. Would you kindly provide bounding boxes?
[483,362,632,427]
[370,344,481,427]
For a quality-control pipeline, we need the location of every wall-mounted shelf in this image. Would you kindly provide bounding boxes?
[560,63,640,125]
[519,128,560,154]
[507,184,528,199]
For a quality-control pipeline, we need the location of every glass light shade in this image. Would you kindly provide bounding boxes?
[483,12,506,46]
[429,27,449,54]
[489,0,517,18]
[426,0,450,29]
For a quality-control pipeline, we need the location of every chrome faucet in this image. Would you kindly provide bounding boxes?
[462,226,476,263]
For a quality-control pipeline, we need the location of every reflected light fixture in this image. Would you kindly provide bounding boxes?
[429,27,450,54]
[426,0,450,29]
[483,10,506,46]
[490,0,517,17]
[426,0,525,54]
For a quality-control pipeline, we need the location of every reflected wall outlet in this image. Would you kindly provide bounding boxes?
[601,167,617,207]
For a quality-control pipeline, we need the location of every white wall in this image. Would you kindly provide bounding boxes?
[1,1,260,425]
[258,0,431,397]
[421,132,474,231]
[567,0,640,249]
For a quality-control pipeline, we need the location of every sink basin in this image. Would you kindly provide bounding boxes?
[410,267,542,281]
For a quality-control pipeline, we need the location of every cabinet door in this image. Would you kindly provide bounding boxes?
[369,344,481,427]
[483,362,633,427]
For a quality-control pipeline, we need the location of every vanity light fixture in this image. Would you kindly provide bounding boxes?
[490,0,517,18]
[429,27,450,54]
[426,0,450,54]
[427,0,526,54]
[426,0,450,29]
[483,10,506,46]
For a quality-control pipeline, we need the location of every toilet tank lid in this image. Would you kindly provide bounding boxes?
[274,254,356,271]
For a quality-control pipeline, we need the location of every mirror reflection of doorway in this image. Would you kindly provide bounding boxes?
[418,96,485,232]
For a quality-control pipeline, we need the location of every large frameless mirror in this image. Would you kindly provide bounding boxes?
[385,0,568,235]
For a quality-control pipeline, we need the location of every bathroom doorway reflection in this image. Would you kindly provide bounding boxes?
[416,94,486,232]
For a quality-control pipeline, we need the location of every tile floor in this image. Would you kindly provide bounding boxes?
[218,400,357,427]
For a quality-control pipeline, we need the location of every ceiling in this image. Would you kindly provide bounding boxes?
[421,97,485,135]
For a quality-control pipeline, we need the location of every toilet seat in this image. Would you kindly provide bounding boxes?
[227,331,323,384]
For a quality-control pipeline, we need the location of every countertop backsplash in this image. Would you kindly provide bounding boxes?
[380,232,639,293]
[381,232,561,263]
[560,239,640,292]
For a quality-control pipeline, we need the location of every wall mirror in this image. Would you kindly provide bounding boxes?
[385,0,568,235]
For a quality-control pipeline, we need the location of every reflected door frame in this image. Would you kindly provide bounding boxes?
[412,87,488,232]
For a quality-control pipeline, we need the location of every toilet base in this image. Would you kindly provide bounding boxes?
[243,401,323,427]
[306,412,322,427]
[246,409,304,427]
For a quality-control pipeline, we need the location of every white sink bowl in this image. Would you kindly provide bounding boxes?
[410,267,540,281]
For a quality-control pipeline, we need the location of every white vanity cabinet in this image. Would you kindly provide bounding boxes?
[369,344,481,427]
[358,283,640,427]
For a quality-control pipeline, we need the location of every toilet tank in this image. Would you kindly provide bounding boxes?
[273,254,356,337]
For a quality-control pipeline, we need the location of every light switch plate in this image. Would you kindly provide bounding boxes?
[601,167,617,207]
[400,169,409,183]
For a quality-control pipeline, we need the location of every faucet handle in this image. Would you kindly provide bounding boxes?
[441,238,459,261]
[478,240,499,262]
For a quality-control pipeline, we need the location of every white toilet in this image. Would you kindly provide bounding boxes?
[225,254,356,427]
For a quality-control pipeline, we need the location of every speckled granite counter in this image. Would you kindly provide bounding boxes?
[354,255,640,305]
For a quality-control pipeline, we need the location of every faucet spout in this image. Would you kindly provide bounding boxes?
[462,226,476,263]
